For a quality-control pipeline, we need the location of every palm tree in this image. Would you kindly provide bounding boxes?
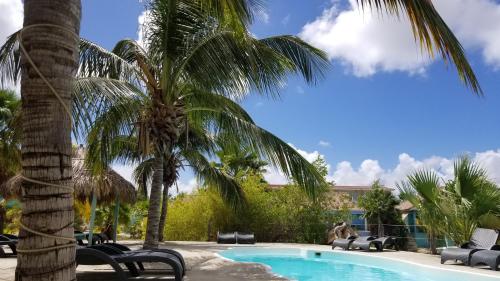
[397,170,444,254]
[12,0,81,280]
[441,157,500,244]
[398,157,500,252]
[78,0,331,249]
[0,89,21,186]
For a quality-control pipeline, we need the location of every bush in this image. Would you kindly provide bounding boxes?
[163,174,336,244]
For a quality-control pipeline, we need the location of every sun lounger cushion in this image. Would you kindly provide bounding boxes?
[470,250,500,271]
[217,232,236,244]
[236,232,255,244]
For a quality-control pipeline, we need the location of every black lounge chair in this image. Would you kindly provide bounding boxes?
[217,232,236,244]
[0,234,17,257]
[441,228,500,265]
[332,235,357,250]
[103,242,186,276]
[76,244,183,280]
[470,250,500,271]
[236,232,255,244]
[351,236,396,251]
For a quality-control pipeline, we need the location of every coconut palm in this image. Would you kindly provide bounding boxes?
[78,0,331,249]
[9,0,81,280]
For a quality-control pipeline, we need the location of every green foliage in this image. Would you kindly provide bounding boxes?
[358,180,408,248]
[398,156,500,249]
[163,174,335,244]
[128,199,149,239]
[0,89,20,185]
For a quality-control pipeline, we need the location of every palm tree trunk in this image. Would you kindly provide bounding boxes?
[143,156,163,249]
[17,0,80,280]
[158,183,169,242]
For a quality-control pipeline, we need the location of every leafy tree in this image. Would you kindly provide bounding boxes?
[0,89,20,186]
[358,180,401,237]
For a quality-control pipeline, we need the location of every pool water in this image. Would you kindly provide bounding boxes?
[220,247,500,281]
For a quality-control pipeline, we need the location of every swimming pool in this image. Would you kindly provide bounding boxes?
[220,247,500,281]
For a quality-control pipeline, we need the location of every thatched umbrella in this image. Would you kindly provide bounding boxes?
[1,147,137,242]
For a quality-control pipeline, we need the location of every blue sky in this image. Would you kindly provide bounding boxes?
[3,0,500,191]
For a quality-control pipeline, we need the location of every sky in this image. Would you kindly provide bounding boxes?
[2,0,500,193]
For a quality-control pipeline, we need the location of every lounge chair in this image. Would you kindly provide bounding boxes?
[441,228,500,265]
[76,244,183,280]
[332,235,357,250]
[470,250,500,271]
[103,242,186,275]
[236,232,255,244]
[351,236,396,252]
[217,232,236,244]
[0,234,17,257]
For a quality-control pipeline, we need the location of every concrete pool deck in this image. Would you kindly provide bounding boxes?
[1,241,499,280]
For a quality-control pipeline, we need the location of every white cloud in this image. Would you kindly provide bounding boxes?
[112,163,137,184]
[0,0,22,93]
[257,9,270,24]
[175,178,198,194]
[262,144,500,189]
[299,0,500,76]
[281,14,291,26]
[296,86,305,94]
[137,10,151,48]
[318,140,331,147]
[433,0,500,69]
[255,101,264,107]
[331,150,500,188]
[0,0,22,47]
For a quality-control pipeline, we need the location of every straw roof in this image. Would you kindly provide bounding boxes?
[1,148,136,204]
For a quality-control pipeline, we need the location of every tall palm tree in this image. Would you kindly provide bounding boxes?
[79,0,330,249]
[14,0,81,280]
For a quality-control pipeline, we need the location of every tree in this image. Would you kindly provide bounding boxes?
[0,89,21,186]
[358,180,401,237]
[398,157,500,253]
[79,0,329,249]
[15,0,81,280]
[397,170,443,254]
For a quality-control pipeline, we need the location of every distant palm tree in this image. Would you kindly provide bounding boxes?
[0,89,20,185]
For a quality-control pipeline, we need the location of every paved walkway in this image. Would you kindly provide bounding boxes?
[1,241,499,280]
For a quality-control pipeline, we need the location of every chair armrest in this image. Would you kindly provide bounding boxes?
[460,242,471,249]
[490,244,500,251]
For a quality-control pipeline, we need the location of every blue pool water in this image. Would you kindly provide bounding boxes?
[220,247,500,281]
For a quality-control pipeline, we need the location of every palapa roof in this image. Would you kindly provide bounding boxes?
[1,147,136,204]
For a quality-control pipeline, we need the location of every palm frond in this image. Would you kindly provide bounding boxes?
[181,149,245,207]
[358,0,481,94]
[189,108,325,199]
[0,31,21,86]
[72,77,145,138]
[259,35,329,84]
[79,38,141,83]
